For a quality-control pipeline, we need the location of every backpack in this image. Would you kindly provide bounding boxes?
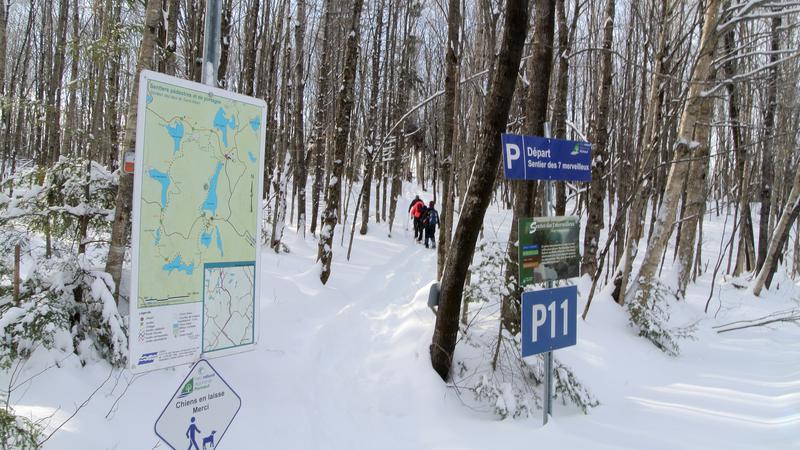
[425,209,439,227]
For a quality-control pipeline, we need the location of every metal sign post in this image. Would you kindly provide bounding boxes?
[542,122,553,425]
[201,0,222,87]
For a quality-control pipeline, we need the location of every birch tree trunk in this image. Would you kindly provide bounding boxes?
[105,0,163,299]
[625,0,722,305]
[431,0,530,381]
[614,0,669,305]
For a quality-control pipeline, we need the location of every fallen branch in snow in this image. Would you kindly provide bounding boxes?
[105,371,147,419]
[713,309,800,333]
[37,367,114,447]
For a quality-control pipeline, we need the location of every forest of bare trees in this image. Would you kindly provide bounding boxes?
[0,0,799,383]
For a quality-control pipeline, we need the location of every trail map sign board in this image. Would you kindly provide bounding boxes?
[129,70,266,373]
[154,359,241,449]
[521,286,577,357]
[501,133,591,181]
[518,216,580,285]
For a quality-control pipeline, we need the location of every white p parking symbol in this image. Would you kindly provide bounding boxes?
[504,142,521,170]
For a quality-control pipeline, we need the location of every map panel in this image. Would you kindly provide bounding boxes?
[129,71,265,372]
[203,262,256,352]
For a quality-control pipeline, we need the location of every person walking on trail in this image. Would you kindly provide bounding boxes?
[186,416,202,450]
[408,195,423,214]
[411,197,428,242]
[423,201,439,248]
[408,195,423,238]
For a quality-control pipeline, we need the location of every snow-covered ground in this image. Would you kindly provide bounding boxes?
[5,185,800,449]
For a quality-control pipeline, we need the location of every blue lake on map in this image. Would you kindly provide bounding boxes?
[215,226,224,256]
[163,256,194,275]
[249,116,260,132]
[248,151,257,163]
[165,122,184,153]
[213,108,237,147]
[202,162,223,215]
[148,169,171,208]
[200,230,212,248]
[154,228,161,245]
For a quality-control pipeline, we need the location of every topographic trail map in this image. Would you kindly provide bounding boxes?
[130,71,265,372]
[203,263,256,352]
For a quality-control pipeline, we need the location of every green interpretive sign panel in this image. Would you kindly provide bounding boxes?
[518,216,580,285]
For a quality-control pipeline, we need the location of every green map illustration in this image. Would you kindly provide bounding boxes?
[136,78,263,309]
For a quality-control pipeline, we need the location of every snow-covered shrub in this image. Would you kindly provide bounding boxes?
[553,358,599,413]
[0,247,128,368]
[74,265,128,366]
[627,279,696,356]
[0,290,70,370]
[0,160,127,368]
[0,157,116,237]
[463,241,510,306]
[0,405,42,450]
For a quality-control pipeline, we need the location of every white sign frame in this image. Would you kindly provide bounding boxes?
[128,70,266,373]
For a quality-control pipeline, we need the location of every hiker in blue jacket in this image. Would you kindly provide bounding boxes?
[423,201,439,248]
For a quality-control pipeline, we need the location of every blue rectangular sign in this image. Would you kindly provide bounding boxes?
[521,285,578,357]
[501,133,592,182]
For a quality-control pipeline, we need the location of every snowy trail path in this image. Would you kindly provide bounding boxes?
[224,225,446,449]
[565,289,800,450]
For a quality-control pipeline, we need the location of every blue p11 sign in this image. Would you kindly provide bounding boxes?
[521,286,577,357]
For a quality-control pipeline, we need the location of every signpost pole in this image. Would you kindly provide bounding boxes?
[201,0,222,87]
[542,122,553,426]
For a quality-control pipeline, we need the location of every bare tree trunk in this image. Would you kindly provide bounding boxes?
[551,0,580,216]
[436,0,461,278]
[164,0,179,75]
[614,0,670,305]
[293,0,307,235]
[216,0,233,87]
[105,0,163,299]
[755,15,781,273]
[63,0,81,157]
[270,16,292,251]
[318,0,365,284]
[626,0,722,305]
[0,0,8,174]
[753,166,800,296]
[360,0,386,236]
[723,28,755,276]
[240,0,260,96]
[431,0,530,381]
[43,0,69,165]
[581,0,616,278]
[501,0,555,335]
[310,0,333,236]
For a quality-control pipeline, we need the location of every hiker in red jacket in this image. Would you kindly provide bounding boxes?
[410,198,428,242]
